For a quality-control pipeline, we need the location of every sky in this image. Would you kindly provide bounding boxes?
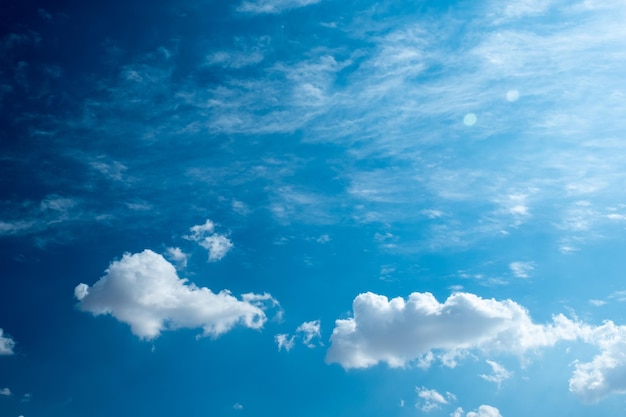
[2,0,626,416]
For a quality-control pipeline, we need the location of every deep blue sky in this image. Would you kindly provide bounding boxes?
[3,1,626,416]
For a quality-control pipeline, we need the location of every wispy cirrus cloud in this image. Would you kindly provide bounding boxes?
[236,0,321,14]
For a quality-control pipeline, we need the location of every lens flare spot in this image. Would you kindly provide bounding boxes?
[463,113,477,126]
[506,89,520,102]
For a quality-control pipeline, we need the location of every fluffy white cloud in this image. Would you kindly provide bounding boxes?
[415,387,455,412]
[186,220,233,261]
[74,250,277,340]
[466,405,503,417]
[237,0,320,14]
[326,291,580,369]
[569,321,626,403]
[0,387,11,396]
[479,360,512,387]
[0,329,15,355]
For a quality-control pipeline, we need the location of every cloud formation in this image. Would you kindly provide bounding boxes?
[74,250,277,339]
[452,405,503,417]
[237,0,320,14]
[0,329,15,355]
[328,290,626,403]
[416,387,455,412]
[275,320,322,351]
[326,291,577,369]
[479,360,512,387]
[569,322,626,403]
[187,220,233,261]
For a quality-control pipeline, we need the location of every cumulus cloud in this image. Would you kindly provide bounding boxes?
[74,250,277,339]
[326,291,580,369]
[0,329,15,355]
[237,0,320,14]
[479,360,512,387]
[415,387,455,412]
[569,321,626,403]
[466,405,503,417]
[186,220,233,261]
[0,387,11,396]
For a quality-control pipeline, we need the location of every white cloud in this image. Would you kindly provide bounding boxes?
[200,234,233,262]
[451,407,464,417]
[164,247,188,268]
[233,403,244,410]
[74,250,277,340]
[569,321,626,403]
[0,387,11,396]
[188,219,215,239]
[276,320,322,352]
[509,261,534,279]
[0,329,15,355]
[237,0,320,14]
[466,405,503,417]
[326,291,626,403]
[275,333,295,352]
[186,220,233,261]
[479,360,512,387]
[326,291,580,369]
[415,387,455,412]
[296,320,322,348]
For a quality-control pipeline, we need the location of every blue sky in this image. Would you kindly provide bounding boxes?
[3,0,626,416]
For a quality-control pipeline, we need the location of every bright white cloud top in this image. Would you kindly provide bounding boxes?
[326,291,579,369]
[327,290,626,404]
[74,250,276,339]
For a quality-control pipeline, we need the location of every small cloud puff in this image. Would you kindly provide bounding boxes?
[74,250,277,339]
[452,405,502,417]
[275,333,295,352]
[233,403,244,410]
[0,387,11,396]
[164,247,189,268]
[275,320,322,351]
[416,387,455,412]
[187,220,233,262]
[479,360,512,387]
[0,329,15,355]
[297,320,322,348]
